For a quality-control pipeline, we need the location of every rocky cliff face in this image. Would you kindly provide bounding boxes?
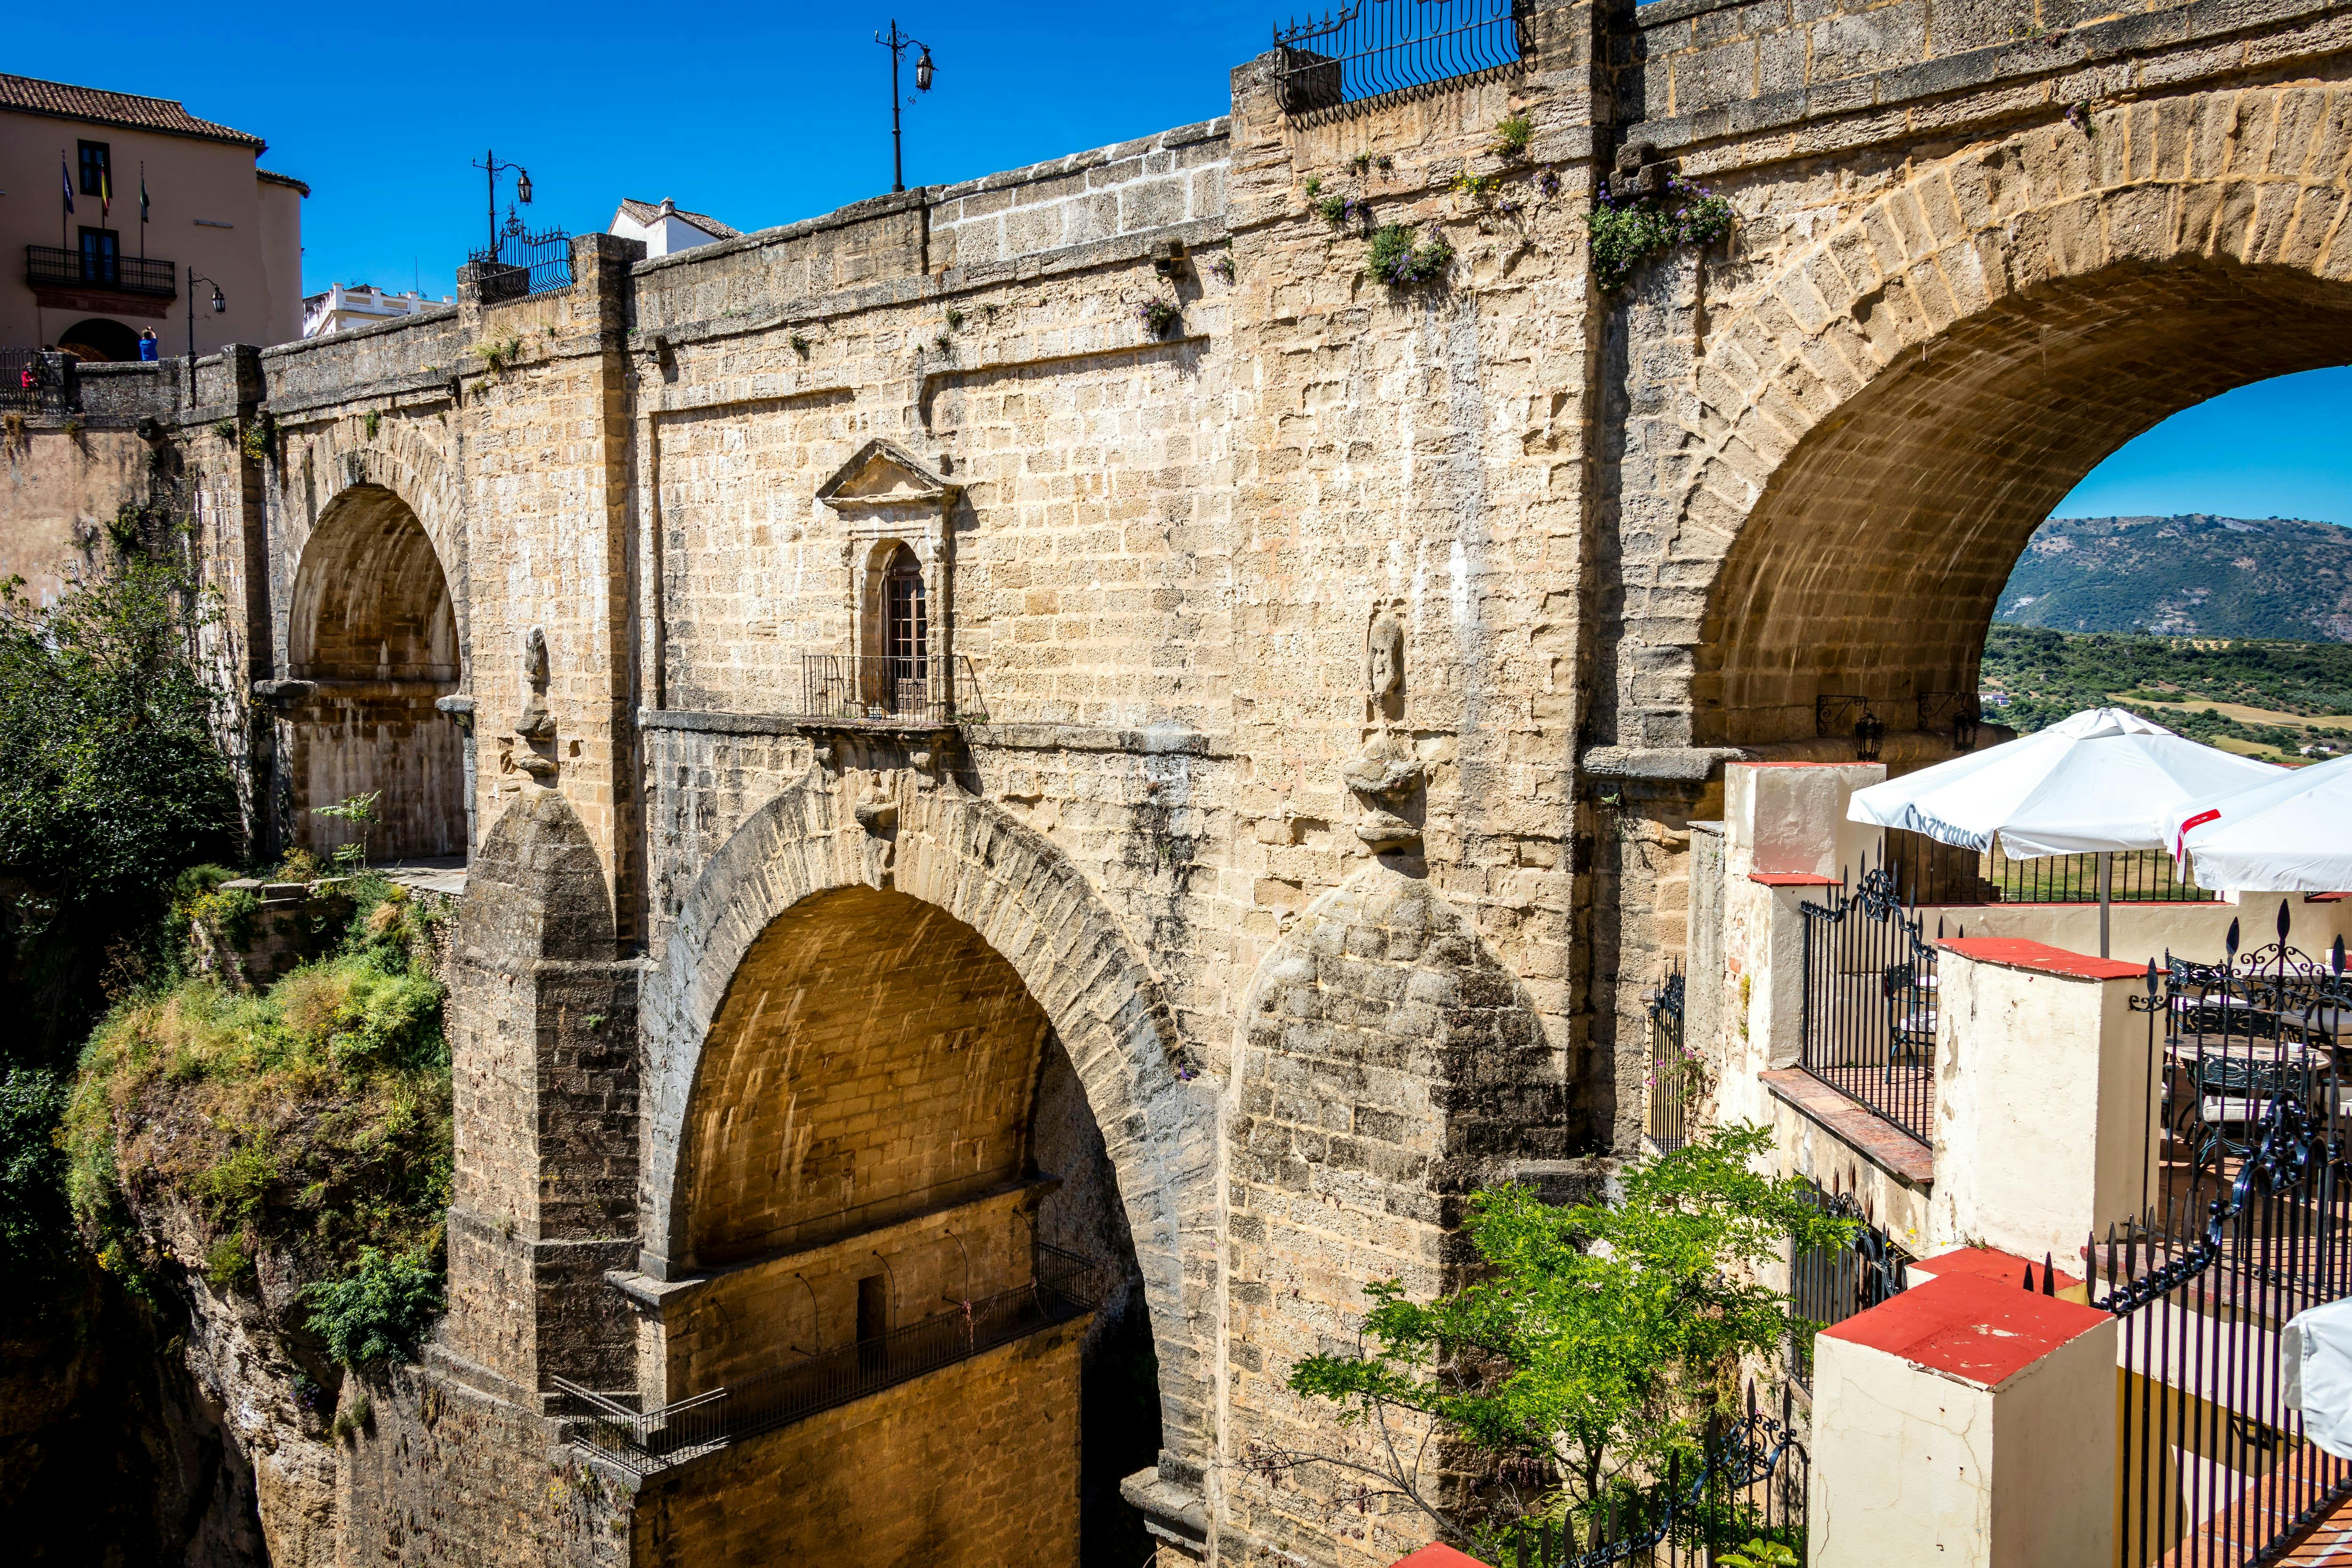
[0,1261,268,1566]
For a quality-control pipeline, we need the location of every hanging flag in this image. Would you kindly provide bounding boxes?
[60,156,73,215]
[140,167,149,224]
[99,167,110,221]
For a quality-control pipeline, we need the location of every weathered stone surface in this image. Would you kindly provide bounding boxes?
[8,0,2352,1559]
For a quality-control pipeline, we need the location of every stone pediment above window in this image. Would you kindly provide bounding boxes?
[816,439,961,512]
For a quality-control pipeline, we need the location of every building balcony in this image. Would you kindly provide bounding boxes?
[796,652,980,729]
[25,245,177,301]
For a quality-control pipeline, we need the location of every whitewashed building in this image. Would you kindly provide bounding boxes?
[607,197,737,259]
[301,283,447,339]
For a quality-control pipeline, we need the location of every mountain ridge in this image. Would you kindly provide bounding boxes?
[1996,514,2352,642]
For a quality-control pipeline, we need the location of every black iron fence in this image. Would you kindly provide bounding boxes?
[1799,863,1939,1145]
[25,244,177,298]
[1788,1180,1910,1389]
[1273,0,1524,120]
[0,349,68,414]
[1646,965,1692,1153]
[2081,905,2352,1567]
[798,652,978,726]
[1882,829,2216,906]
[557,1243,1100,1472]
[1495,1380,1808,1567]
[465,227,572,301]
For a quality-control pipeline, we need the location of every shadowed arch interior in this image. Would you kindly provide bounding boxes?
[1696,263,2352,749]
[679,884,1054,1268]
[282,483,466,859]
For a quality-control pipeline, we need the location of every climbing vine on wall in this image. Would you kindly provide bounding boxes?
[1588,177,1735,293]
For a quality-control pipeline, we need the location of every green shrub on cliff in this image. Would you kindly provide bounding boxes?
[307,1247,445,1365]
[0,1068,71,1278]
[64,882,453,1346]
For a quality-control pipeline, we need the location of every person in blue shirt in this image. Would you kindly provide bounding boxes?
[138,329,159,362]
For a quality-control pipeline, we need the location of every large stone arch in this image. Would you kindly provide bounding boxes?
[637,766,1215,1456]
[280,478,469,858]
[1618,85,2352,750]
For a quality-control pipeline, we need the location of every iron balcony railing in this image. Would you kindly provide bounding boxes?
[464,226,572,301]
[1273,0,1524,122]
[1645,965,1691,1154]
[1798,860,1939,1146]
[1788,1179,1909,1389]
[798,652,979,727]
[556,1243,1100,1472]
[26,245,177,298]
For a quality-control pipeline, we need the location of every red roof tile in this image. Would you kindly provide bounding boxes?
[1749,871,1839,886]
[1389,1547,1492,1568]
[1937,936,2146,981]
[1822,1271,2108,1389]
[0,73,264,150]
[616,197,740,240]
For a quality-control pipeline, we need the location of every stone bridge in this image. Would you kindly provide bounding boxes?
[10,0,2352,1559]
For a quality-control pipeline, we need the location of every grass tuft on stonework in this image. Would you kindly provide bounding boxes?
[64,877,453,1359]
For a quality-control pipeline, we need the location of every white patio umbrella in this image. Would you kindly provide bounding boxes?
[2167,750,2352,894]
[1847,708,2284,955]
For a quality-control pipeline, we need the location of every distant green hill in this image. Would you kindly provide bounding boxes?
[1980,624,2352,760]
[1997,514,2352,642]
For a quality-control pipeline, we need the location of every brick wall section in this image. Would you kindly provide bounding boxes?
[445,788,639,1400]
[629,1317,1085,1568]
[928,120,1230,271]
[679,884,1049,1267]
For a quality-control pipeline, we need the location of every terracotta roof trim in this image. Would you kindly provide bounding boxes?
[0,72,265,150]
[256,168,310,196]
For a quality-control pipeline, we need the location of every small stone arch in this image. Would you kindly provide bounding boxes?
[637,767,1214,1450]
[280,478,469,860]
[1618,84,2352,750]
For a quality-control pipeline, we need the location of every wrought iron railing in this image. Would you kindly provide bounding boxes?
[1788,1179,1909,1388]
[798,652,977,726]
[1882,828,2216,906]
[0,349,68,414]
[1495,1379,1807,1567]
[556,1243,1099,1472]
[1799,861,1940,1145]
[25,244,177,298]
[465,226,572,301]
[1645,965,1692,1153]
[2077,905,2352,1565]
[1273,0,1524,121]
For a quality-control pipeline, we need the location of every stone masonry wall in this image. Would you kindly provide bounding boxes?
[13,0,2352,1560]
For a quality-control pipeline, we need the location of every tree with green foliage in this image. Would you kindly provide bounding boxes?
[1267,1125,1852,1552]
[0,556,242,1059]
[0,1067,71,1280]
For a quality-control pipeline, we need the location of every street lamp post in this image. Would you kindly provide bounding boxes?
[469,150,534,262]
[185,267,224,395]
[874,20,937,194]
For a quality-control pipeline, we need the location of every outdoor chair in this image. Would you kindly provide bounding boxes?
[1881,960,1936,1067]
[2192,1054,2313,1169]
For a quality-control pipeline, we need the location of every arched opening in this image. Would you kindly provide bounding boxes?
[660,883,1157,1564]
[284,484,466,862]
[56,317,141,362]
[1695,263,2352,754]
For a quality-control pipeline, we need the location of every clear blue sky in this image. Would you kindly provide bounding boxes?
[12,1,1278,300]
[15,3,2348,525]
[2054,367,2352,527]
